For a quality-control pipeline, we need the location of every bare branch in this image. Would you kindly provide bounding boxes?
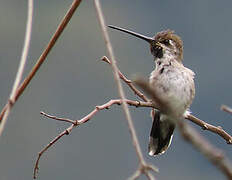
[101,56,149,102]
[128,164,158,180]
[40,111,78,124]
[0,0,83,124]
[186,114,232,144]
[40,100,153,124]
[128,169,141,180]
[221,105,232,115]
[0,0,34,136]
[33,99,155,178]
[102,56,132,83]
[94,1,157,179]
[33,124,75,179]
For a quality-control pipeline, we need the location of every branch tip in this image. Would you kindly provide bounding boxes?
[101,56,111,64]
[221,105,232,115]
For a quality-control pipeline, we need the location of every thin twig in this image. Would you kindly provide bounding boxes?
[221,105,232,115]
[186,114,232,144]
[33,99,156,179]
[128,170,141,180]
[101,56,132,83]
[0,0,34,136]
[0,0,82,124]
[40,111,78,124]
[33,124,75,179]
[94,1,157,179]
[101,56,149,102]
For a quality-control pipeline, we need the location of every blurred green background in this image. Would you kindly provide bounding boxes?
[0,0,232,179]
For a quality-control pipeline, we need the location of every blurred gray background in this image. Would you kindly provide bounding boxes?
[0,0,232,179]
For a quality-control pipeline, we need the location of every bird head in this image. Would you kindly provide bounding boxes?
[108,25,183,62]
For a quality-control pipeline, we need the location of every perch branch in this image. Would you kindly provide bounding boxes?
[33,99,156,179]
[185,114,232,144]
[0,0,34,136]
[0,0,82,124]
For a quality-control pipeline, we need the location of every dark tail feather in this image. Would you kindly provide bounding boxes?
[148,110,175,156]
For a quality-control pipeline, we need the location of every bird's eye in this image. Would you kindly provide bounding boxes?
[161,39,170,45]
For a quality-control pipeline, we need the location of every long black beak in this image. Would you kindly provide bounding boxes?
[108,25,154,43]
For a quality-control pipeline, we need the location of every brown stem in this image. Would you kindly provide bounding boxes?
[33,99,155,178]
[221,105,232,115]
[40,111,78,124]
[0,0,34,136]
[0,0,82,123]
[186,114,232,144]
[101,56,149,102]
[33,124,75,179]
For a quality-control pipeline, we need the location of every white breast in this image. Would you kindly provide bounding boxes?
[149,60,195,116]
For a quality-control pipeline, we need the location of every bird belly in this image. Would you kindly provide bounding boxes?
[149,66,194,116]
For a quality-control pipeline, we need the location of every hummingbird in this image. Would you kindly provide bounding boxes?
[108,25,195,156]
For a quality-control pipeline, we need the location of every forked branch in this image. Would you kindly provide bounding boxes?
[33,99,156,179]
